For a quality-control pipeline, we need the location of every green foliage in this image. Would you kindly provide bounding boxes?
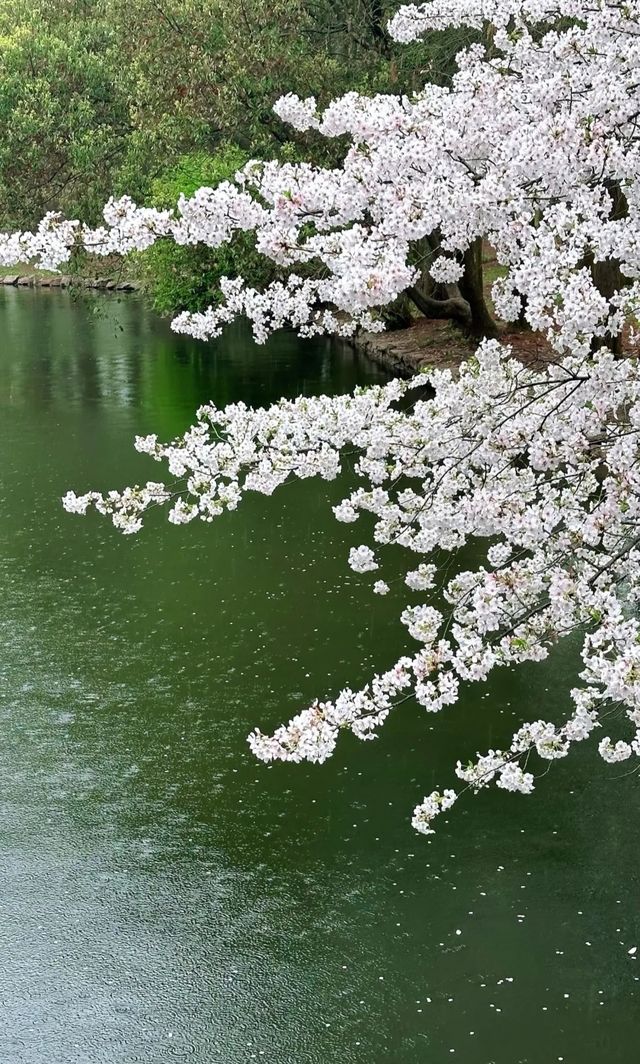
[136,147,277,315]
[0,0,480,318]
[0,0,478,230]
[107,0,477,166]
[0,0,134,227]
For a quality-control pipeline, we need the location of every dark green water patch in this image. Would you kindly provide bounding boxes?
[0,288,638,1063]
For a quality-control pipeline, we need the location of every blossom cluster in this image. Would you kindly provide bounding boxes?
[4,0,640,832]
[4,1,640,354]
[61,342,640,832]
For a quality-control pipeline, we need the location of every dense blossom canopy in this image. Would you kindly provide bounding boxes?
[3,0,640,833]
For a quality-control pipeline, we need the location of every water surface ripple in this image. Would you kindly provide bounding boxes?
[0,289,637,1063]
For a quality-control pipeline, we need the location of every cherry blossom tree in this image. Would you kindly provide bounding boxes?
[2,0,640,833]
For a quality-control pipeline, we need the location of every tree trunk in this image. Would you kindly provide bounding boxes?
[404,234,498,340]
[511,292,531,330]
[589,181,629,357]
[406,234,472,327]
[458,237,499,339]
[591,258,626,355]
[407,284,471,325]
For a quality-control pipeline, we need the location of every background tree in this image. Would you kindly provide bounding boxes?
[134,145,279,314]
[0,0,133,227]
[0,0,490,326]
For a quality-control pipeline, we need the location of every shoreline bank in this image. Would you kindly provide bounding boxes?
[1,273,561,375]
[0,272,139,291]
[350,317,566,377]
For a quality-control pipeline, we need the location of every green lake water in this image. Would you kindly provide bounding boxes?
[0,288,638,1063]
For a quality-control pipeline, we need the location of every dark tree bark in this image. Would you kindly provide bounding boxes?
[406,233,470,324]
[403,233,499,340]
[406,284,471,325]
[589,181,629,357]
[458,237,499,339]
[590,258,626,356]
[516,293,531,330]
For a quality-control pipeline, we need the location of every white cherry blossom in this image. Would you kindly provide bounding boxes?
[3,0,640,832]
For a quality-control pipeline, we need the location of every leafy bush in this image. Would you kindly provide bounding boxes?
[136,146,277,315]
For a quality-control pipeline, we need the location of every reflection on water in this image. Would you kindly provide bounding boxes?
[0,288,638,1063]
